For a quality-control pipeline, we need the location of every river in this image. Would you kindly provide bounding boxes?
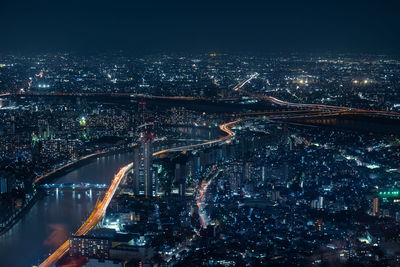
[0,152,134,267]
[292,117,400,135]
[0,126,220,267]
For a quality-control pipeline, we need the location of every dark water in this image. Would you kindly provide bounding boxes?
[0,126,220,267]
[294,117,400,135]
[0,152,133,267]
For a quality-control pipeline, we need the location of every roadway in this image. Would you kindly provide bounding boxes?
[38,118,242,266]
[234,72,400,119]
[19,72,400,121]
[39,163,133,267]
[154,105,395,159]
[19,91,209,101]
[152,119,242,157]
[37,109,362,266]
[38,74,400,266]
[152,108,383,158]
[39,119,238,266]
[197,168,222,229]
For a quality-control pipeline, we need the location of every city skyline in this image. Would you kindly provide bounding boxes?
[1,0,400,266]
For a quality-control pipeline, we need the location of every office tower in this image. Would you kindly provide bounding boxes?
[0,177,7,194]
[133,130,154,197]
[271,190,280,202]
[372,197,379,216]
[175,163,185,197]
[311,199,318,209]
[318,196,324,210]
[175,163,181,184]
[244,162,251,181]
[138,99,151,125]
[261,166,266,183]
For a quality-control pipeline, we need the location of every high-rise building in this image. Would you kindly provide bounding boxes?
[138,99,151,125]
[0,177,7,194]
[175,163,185,197]
[133,130,155,197]
[372,197,379,216]
[311,197,324,209]
[175,163,181,184]
[230,164,242,193]
[311,199,318,209]
[318,196,324,210]
[244,162,252,181]
[193,156,201,173]
[261,166,266,183]
[271,190,280,202]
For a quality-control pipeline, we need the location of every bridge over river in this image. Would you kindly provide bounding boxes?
[40,182,108,190]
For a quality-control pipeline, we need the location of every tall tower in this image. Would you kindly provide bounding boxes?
[244,162,251,181]
[372,197,379,216]
[175,163,186,197]
[134,130,154,197]
[138,100,147,125]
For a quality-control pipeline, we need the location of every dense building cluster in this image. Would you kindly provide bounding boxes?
[1,53,400,111]
[1,53,400,266]
[64,119,400,266]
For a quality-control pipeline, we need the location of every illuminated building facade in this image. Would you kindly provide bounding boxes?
[372,197,379,216]
[133,130,155,197]
[69,236,112,259]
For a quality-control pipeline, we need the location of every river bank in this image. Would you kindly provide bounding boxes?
[0,146,132,238]
[34,146,133,185]
[0,151,135,267]
[0,191,39,236]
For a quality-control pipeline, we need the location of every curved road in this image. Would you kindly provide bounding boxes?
[39,163,133,267]
[39,74,400,266]
[152,119,241,157]
[39,119,240,266]
[233,72,400,119]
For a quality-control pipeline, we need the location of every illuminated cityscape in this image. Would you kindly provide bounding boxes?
[0,1,399,267]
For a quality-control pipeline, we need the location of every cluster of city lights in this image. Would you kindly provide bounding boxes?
[379,191,400,197]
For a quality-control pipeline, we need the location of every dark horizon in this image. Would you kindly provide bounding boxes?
[0,0,399,55]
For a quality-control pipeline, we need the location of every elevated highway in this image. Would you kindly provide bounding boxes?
[234,73,400,120]
[39,163,133,267]
[152,119,241,157]
[38,74,400,266]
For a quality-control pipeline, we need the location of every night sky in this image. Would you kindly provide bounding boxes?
[0,0,399,54]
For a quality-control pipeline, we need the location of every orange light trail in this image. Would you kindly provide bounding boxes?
[39,163,133,267]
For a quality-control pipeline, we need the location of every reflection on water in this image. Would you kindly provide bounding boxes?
[0,127,220,267]
[297,117,400,134]
[43,224,69,249]
[0,152,133,267]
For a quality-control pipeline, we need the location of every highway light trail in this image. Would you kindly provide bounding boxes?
[38,74,400,266]
[233,73,259,91]
[38,110,336,266]
[152,119,242,157]
[39,117,241,266]
[234,73,400,119]
[39,163,133,267]
[197,168,222,229]
[22,91,209,101]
